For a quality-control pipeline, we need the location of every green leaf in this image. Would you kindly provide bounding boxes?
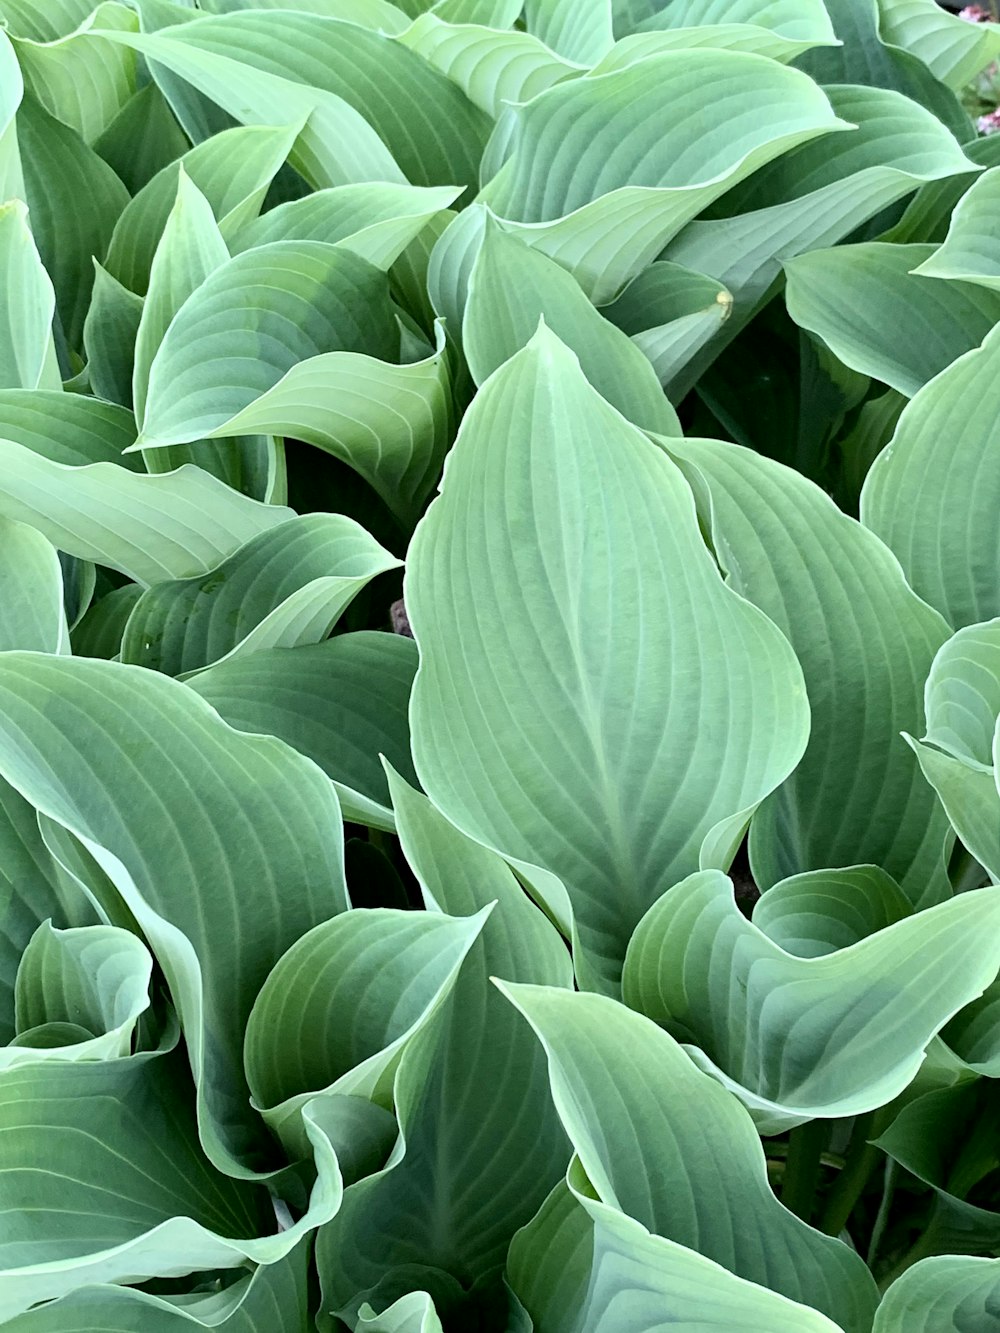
[601,260,732,397]
[623,0,836,38]
[751,865,914,957]
[913,166,1000,291]
[0,516,68,654]
[316,770,572,1325]
[875,1255,1000,1331]
[357,1292,444,1333]
[0,200,58,391]
[904,618,1000,884]
[785,241,1000,396]
[522,0,613,63]
[189,633,418,832]
[622,869,1000,1130]
[91,82,189,195]
[0,443,294,586]
[70,582,142,660]
[0,1050,340,1319]
[227,183,461,270]
[479,49,849,302]
[397,15,582,118]
[245,904,486,1159]
[82,262,144,407]
[407,325,808,993]
[0,653,349,1172]
[135,241,398,445]
[0,30,24,199]
[1,1237,314,1331]
[0,0,101,40]
[663,84,976,398]
[133,166,229,425]
[666,435,952,906]
[8,2,139,143]
[8,921,151,1067]
[498,982,877,1331]
[878,0,1000,92]
[594,19,837,66]
[862,324,1000,628]
[15,93,129,351]
[0,387,138,465]
[119,513,399,677]
[463,220,680,433]
[104,122,301,295]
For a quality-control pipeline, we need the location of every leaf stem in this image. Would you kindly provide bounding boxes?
[819,1110,878,1236]
[782,1119,828,1223]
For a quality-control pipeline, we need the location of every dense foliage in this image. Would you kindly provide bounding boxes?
[4,0,1000,1327]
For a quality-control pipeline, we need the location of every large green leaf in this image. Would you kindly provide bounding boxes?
[862,323,1000,628]
[0,386,138,465]
[593,20,837,66]
[878,0,1000,92]
[0,199,58,390]
[478,49,847,302]
[92,81,189,195]
[245,904,486,1159]
[2,1237,313,1331]
[499,983,877,1331]
[0,29,25,199]
[622,0,836,37]
[784,242,1000,396]
[0,516,68,654]
[751,865,913,958]
[103,122,300,295]
[82,262,144,407]
[135,241,398,445]
[905,618,1000,884]
[0,1051,341,1320]
[15,93,129,351]
[9,2,139,143]
[463,220,680,432]
[601,260,732,397]
[316,771,572,1326]
[7,920,151,1066]
[622,869,1000,1130]
[407,325,808,993]
[875,1255,1000,1331]
[913,166,1000,292]
[357,1292,444,1333]
[119,513,399,677]
[189,633,418,831]
[0,653,349,1173]
[663,84,975,398]
[666,434,952,905]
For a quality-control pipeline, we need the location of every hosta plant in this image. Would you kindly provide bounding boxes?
[4,0,1000,1328]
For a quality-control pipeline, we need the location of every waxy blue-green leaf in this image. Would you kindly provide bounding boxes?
[601,260,731,395]
[622,0,835,38]
[135,241,398,446]
[0,200,59,391]
[15,94,129,350]
[407,326,809,993]
[357,1292,444,1333]
[623,870,1000,1131]
[0,653,349,1173]
[463,221,680,432]
[0,387,138,467]
[499,983,876,1331]
[133,168,228,425]
[862,323,1000,628]
[913,166,1000,291]
[0,517,68,655]
[663,85,976,397]
[91,81,189,196]
[227,183,461,270]
[0,0,104,39]
[201,0,409,20]
[82,262,143,407]
[70,583,142,660]
[478,49,848,302]
[784,242,1000,396]
[317,770,572,1326]
[397,15,581,117]
[878,0,1000,92]
[522,0,612,62]
[119,513,399,677]
[9,2,139,143]
[0,30,24,199]
[874,1255,1000,1331]
[190,633,418,832]
[7,921,151,1067]
[593,19,836,66]
[1,1236,313,1332]
[245,904,486,1159]
[666,435,952,905]
[104,122,301,296]
[0,445,294,586]
[0,1050,342,1320]
[905,618,1000,886]
[751,866,913,958]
